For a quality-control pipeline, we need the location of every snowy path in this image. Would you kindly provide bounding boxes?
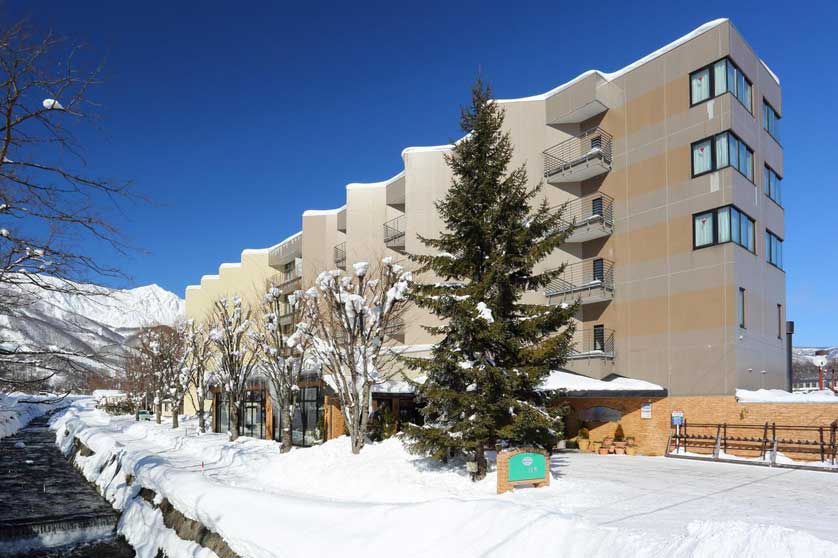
[53,401,838,558]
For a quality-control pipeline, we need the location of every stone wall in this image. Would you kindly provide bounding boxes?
[563,395,838,458]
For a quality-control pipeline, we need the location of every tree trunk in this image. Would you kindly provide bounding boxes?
[172,404,179,429]
[472,444,488,482]
[280,402,293,453]
[155,398,162,424]
[229,397,240,441]
[197,403,206,434]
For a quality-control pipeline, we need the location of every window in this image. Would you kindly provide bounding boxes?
[738,288,746,329]
[763,165,782,206]
[693,205,755,252]
[766,230,783,269]
[689,58,752,111]
[777,304,783,339]
[593,325,605,352]
[763,100,781,142]
[691,131,753,180]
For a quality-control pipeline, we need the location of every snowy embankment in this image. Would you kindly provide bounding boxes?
[52,399,838,558]
[0,392,76,439]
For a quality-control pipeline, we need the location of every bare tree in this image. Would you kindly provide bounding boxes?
[301,258,412,454]
[183,319,214,434]
[134,325,187,426]
[0,21,136,392]
[208,296,260,441]
[253,285,315,452]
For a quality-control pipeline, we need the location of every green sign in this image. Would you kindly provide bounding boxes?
[507,452,546,482]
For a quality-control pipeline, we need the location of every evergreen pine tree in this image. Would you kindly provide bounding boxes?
[405,79,577,480]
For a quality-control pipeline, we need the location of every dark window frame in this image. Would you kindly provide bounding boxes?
[777,304,783,339]
[766,229,784,270]
[762,98,782,145]
[763,164,783,208]
[689,57,753,113]
[692,204,756,254]
[738,287,746,329]
[691,130,754,182]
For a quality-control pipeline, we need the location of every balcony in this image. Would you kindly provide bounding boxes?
[383,215,406,253]
[383,316,405,342]
[543,127,612,183]
[334,242,346,270]
[545,258,614,305]
[559,192,614,243]
[276,259,303,291]
[567,327,615,360]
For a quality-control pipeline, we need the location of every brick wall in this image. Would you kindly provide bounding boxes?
[563,395,838,458]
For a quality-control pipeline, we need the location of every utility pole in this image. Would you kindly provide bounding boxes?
[814,350,828,391]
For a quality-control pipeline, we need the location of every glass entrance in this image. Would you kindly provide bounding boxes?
[291,386,322,446]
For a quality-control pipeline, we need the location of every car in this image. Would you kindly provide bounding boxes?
[137,410,152,421]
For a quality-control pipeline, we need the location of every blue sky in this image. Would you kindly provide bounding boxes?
[10,1,838,346]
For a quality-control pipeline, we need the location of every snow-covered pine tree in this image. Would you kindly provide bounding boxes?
[405,79,577,480]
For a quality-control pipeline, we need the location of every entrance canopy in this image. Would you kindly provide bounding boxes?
[541,370,667,398]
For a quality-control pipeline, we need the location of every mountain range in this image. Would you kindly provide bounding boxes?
[0,277,184,384]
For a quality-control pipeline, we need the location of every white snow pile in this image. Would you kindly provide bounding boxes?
[541,370,664,393]
[0,392,75,439]
[736,388,838,403]
[50,399,838,558]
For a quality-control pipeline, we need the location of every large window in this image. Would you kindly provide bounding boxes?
[692,131,753,181]
[764,165,782,206]
[763,100,781,142]
[690,58,752,111]
[766,230,783,269]
[693,205,755,252]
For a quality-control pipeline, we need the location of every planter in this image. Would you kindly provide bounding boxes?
[614,441,627,449]
[626,447,637,456]
[601,437,614,448]
[614,447,626,455]
[598,448,610,455]
[577,439,591,452]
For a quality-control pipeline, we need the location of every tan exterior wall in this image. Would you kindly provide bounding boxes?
[564,396,837,458]
[182,19,786,402]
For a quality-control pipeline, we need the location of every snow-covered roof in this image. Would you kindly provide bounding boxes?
[92,389,126,400]
[736,389,838,404]
[303,205,346,217]
[346,171,405,191]
[540,370,666,395]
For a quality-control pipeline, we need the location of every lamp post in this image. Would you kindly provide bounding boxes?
[813,351,828,391]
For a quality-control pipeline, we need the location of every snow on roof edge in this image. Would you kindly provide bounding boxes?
[346,170,405,191]
[303,205,347,217]
[541,370,665,393]
[497,18,729,103]
[760,59,780,85]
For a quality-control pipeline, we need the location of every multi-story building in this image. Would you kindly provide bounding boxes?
[184,19,787,451]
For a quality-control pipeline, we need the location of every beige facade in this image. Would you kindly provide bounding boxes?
[185,19,785,398]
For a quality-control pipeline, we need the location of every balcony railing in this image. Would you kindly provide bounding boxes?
[568,328,615,359]
[383,317,405,341]
[276,260,303,290]
[334,242,346,270]
[543,127,613,183]
[545,258,614,304]
[558,192,614,243]
[383,215,406,252]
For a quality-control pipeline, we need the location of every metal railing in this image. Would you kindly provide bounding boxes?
[383,317,405,339]
[543,127,613,177]
[334,242,346,270]
[667,421,838,471]
[383,215,406,251]
[559,192,614,230]
[568,328,615,359]
[545,258,614,298]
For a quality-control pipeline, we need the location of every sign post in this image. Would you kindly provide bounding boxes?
[671,410,685,452]
[497,448,550,494]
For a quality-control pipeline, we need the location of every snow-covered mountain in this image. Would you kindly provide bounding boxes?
[793,347,838,365]
[0,277,184,379]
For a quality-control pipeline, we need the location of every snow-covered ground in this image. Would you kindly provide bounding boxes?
[52,399,838,558]
[0,392,77,439]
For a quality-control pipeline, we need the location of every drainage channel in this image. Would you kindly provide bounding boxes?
[0,413,134,557]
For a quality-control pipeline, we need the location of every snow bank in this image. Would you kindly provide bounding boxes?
[0,392,75,439]
[736,388,838,403]
[49,399,838,558]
